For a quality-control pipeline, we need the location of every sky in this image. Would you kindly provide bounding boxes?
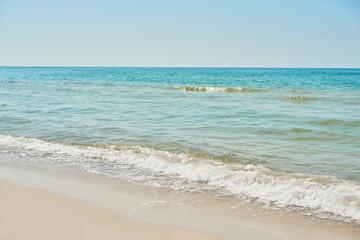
[0,0,359,67]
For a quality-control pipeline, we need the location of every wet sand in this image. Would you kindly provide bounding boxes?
[0,179,222,240]
[0,163,359,240]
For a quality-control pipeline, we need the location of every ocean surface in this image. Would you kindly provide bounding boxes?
[0,67,359,223]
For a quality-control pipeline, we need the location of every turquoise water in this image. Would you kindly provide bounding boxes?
[0,67,360,222]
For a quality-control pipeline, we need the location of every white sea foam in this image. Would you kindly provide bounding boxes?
[56,87,88,92]
[173,86,258,92]
[0,133,359,223]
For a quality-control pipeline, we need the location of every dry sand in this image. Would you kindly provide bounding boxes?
[0,179,222,240]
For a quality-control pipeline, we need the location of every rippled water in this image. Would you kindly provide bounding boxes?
[0,67,360,222]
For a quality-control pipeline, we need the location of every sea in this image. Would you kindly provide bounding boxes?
[0,67,359,224]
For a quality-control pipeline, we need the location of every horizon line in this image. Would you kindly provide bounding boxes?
[1,66,360,69]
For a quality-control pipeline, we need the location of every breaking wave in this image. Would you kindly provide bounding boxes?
[56,87,88,92]
[173,86,262,93]
[0,133,359,223]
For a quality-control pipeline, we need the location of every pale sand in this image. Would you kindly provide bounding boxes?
[1,166,360,240]
[0,179,222,240]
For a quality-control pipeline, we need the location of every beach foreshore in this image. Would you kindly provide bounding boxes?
[1,164,360,240]
[0,179,222,240]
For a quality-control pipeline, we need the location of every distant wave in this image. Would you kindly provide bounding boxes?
[173,86,262,93]
[0,133,359,223]
[1,80,16,83]
[287,95,319,103]
[56,87,88,92]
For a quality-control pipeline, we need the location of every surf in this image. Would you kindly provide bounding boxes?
[1,133,359,223]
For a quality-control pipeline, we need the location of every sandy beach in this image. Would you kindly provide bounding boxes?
[0,179,222,240]
[1,164,360,240]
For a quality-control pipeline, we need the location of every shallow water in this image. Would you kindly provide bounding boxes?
[0,67,359,222]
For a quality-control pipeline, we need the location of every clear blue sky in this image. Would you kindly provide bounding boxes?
[0,0,359,67]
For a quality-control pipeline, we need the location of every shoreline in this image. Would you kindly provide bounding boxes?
[0,178,222,240]
[1,163,360,240]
